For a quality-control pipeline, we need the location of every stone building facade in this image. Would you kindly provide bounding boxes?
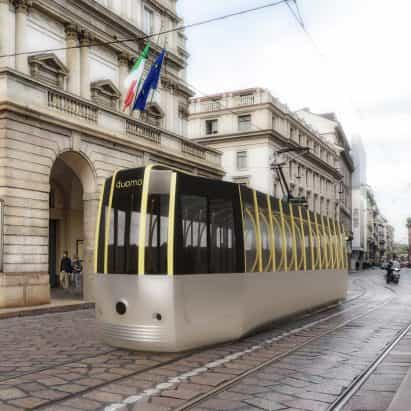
[0,0,223,308]
[188,88,343,220]
[295,109,354,261]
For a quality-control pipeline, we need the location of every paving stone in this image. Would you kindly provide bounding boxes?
[243,397,288,410]
[199,398,250,410]
[9,396,49,408]
[83,390,124,402]
[0,388,26,400]
[63,397,102,410]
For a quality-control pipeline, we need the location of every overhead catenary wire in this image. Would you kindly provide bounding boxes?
[0,0,289,59]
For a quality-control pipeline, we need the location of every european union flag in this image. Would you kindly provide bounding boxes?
[133,49,166,112]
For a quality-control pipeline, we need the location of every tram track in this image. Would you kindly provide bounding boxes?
[96,280,392,411]
[170,296,396,411]
[327,319,411,411]
[0,274,377,411]
[35,293,377,411]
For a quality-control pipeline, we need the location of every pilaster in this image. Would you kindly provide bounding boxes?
[14,0,31,74]
[65,23,81,95]
[79,30,91,99]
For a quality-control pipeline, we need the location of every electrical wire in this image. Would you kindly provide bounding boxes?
[0,0,289,59]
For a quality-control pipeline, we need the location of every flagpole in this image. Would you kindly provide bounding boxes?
[148,37,168,110]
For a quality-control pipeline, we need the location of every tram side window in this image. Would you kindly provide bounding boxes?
[180,195,208,274]
[209,199,237,273]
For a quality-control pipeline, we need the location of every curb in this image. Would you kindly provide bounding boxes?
[0,301,95,320]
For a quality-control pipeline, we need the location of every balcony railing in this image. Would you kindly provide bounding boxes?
[239,94,255,106]
[2,69,221,169]
[48,91,97,122]
[125,119,161,144]
[182,141,206,159]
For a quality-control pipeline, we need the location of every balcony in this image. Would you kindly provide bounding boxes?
[0,69,221,169]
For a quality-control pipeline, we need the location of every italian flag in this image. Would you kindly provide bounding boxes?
[123,43,151,111]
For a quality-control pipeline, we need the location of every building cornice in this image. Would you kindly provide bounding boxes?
[34,0,186,70]
[193,129,343,179]
[190,102,338,157]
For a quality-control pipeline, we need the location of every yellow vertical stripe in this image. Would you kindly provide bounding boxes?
[336,222,343,269]
[253,191,263,272]
[104,170,119,274]
[279,199,288,272]
[138,165,154,276]
[94,180,106,274]
[322,215,330,269]
[341,224,348,269]
[332,219,339,269]
[298,207,307,272]
[167,172,177,276]
[314,213,323,270]
[306,209,315,271]
[238,186,246,271]
[289,204,298,271]
[267,195,276,272]
[326,217,334,268]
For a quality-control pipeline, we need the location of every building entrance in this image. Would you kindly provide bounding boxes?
[48,151,97,300]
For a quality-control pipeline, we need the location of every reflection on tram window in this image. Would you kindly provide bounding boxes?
[241,186,258,272]
[180,195,208,274]
[257,194,271,272]
[106,169,144,274]
[209,199,237,273]
[145,194,169,275]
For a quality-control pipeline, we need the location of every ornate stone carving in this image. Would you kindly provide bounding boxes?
[117,52,131,66]
[28,53,68,88]
[13,0,32,13]
[140,102,165,128]
[79,29,92,46]
[64,23,79,41]
[90,80,121,109]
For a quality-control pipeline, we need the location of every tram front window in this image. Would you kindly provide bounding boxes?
[107,169,144,274]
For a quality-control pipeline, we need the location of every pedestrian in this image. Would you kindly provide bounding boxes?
[59,251,72,289]
[72,255,82,290]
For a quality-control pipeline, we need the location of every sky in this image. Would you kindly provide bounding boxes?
[177,0,411,243]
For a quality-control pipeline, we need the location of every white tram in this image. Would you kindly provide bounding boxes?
[94,165,348,352]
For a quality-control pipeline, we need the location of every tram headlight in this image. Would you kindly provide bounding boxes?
[115,300,128,315]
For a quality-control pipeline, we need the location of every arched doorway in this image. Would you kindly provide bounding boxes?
[49,151,97,299]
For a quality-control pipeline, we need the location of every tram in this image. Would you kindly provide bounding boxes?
[94,164,348,352]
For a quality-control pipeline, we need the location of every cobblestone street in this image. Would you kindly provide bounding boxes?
[1,270,411,411]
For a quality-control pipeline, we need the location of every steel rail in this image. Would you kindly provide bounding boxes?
[174,297,395,411]
[328,319,411,411]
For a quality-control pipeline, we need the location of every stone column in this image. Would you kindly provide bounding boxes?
[79,30,91,99]
[65,23,81,95]
[117,52,129,109]
[0,0,12,68]
[14,0,30,74]
[82,193,99,301]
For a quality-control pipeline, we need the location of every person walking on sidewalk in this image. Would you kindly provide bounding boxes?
[59,251,72,289]
[72,255,82,290]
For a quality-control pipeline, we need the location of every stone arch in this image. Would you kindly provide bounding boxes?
[49,150,98,300]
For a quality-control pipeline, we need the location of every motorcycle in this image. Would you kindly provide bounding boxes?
[386,267,400,284]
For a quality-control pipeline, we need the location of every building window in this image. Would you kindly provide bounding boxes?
[236,151,248,170]
[205,119,218,135]
[238,114,252,131]
[143,6,154,34]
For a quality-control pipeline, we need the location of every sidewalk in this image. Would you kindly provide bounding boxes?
[0,297,95,319]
